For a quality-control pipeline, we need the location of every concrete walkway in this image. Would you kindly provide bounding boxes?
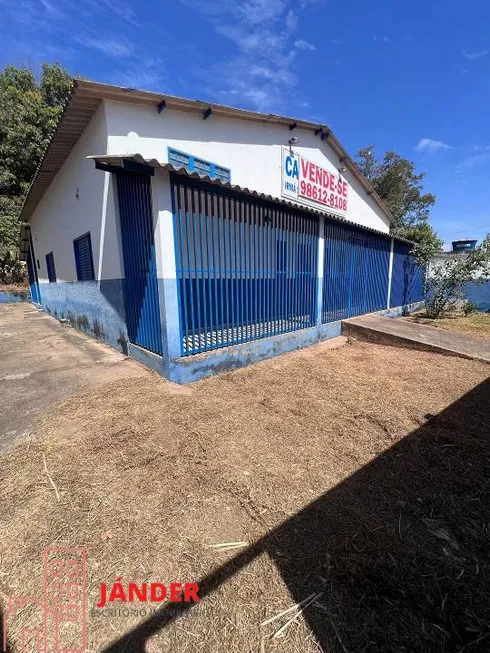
[342,314,490,363]
[0,303,147,451]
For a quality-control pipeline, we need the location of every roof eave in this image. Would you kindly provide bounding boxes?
[20,78,394,226]
[88,153,410,243]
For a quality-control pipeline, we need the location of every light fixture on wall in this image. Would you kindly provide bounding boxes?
[76,187,80,200]
[289,136,299,145]
[338,166,347,174]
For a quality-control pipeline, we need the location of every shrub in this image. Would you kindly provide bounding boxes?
[0,247,26,284]
[462,301,477,316]
[423,235,490,319]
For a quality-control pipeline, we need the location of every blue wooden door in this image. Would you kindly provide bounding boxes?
[116,172,163,355]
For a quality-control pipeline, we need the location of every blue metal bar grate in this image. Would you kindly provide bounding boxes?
[172,176,319,356]
[116,172,163,356]
[390,241,424,308]
[322,220,391,323]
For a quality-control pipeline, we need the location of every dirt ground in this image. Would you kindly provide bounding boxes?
[1,326,489,652]
[404,311,490,339]
[0,303,144,451]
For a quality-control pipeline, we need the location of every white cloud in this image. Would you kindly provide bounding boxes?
[78,36,133,57]
[415,138,451,153]
[457,153,490,170]
[38,0,65,19]
[462,49,488,61]
[331,39,340,45]
[286,9,298,30]
[116,58,167,91]
[177,0,309,110]
[0,0,139,64]
[294,39,316,51]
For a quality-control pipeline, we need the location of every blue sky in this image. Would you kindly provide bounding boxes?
[1,0,489,247]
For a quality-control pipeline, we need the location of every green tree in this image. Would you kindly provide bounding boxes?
[356,145,448,313]
[424,235,490,318]
[0,62,72,281]
[356,146,441,250]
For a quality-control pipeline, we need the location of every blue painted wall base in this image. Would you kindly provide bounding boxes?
[465,280,490,312]
[34,280,425,385]
[128,342,164,374]
[168,321,342,384]
[38,280,129,353]
[167,302,425,384]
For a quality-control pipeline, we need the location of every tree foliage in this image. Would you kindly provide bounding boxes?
[424,235,490,318]
[0,62,72,281]
[356,146,441,254]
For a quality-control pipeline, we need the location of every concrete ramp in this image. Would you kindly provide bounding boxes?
[342,314,490,364]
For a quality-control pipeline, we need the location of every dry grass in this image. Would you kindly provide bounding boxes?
[404,311,490,339]
[0,283,28,294]
[1,341,489,652]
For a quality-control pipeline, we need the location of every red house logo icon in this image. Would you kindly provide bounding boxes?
[3,548,87,652]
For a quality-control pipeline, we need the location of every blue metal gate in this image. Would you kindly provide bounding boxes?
[390,241,424,307]
[172,176,318,356]
[27,238,41,304]
[322,220,391,323]
[116,171,163,355]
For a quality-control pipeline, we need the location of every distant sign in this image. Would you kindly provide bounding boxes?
[281,146,348,215]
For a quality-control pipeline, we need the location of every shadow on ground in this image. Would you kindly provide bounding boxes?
[95,377,488,652]
[1,605,12,653]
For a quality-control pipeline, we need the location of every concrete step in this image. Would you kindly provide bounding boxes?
[341,314,490,364]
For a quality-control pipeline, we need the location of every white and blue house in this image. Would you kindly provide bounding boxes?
[20,80,423,383]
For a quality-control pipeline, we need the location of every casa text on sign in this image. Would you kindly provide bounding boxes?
[281,146,349,215]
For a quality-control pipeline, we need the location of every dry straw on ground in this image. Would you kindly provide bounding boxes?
[1,340,489,652]
[404,311,490,339]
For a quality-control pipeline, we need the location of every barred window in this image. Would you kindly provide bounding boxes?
[45,252,57,283]
[73,232,95,281]
[168,148,231,182]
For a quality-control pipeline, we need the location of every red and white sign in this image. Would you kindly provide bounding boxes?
[281,147,349,215]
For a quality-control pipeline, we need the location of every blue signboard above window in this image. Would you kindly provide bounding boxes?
[168,148,231,183]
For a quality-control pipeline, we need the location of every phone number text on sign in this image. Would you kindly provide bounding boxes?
[299,159,348,212]
[281,147,349,215]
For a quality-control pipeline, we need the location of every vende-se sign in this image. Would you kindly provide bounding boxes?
[281,146,348,215]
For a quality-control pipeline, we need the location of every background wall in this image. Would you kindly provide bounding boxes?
[29,103,128,351]
[105,100,391,234]
[30,103,122,283]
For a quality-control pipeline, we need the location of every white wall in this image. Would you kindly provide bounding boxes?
[30,103,123,283]
[429,251,486,280]
[105,100,391,234]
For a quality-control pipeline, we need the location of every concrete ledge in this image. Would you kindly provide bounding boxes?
[166,303,426,384]
[379,302,425,318]
[127,343,165,374]
[341,314,490,364]
[168,321,342,383]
